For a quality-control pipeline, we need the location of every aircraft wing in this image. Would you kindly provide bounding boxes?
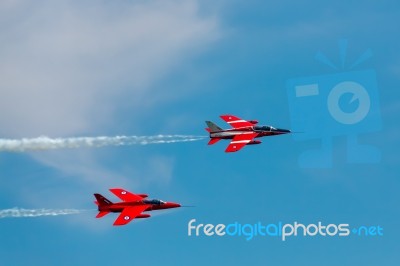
[220,115,254,128]
[109,188,144,202]
[225,132,259,152]
[113,205,151,226]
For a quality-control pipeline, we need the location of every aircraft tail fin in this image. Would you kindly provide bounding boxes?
[94,193,113,206]
[205,121,222,133]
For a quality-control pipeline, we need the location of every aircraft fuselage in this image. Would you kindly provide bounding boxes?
[98,200,181,213]
[209,126,290,140]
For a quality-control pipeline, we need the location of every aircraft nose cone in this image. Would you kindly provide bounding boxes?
[167,202,181,208]
[276,128,291,133]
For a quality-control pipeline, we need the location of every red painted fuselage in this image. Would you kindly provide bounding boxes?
[94,188,181,226]
[98,201,181,213]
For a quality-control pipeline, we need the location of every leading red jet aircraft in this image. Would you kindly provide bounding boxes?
[94,188,181,226]
[205,114,291,152]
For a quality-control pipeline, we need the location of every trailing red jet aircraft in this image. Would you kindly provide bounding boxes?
[205,114,291,152]
[94,188,181,226]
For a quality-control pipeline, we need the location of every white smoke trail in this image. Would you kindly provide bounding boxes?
[0,208,89,218]
[0,135,206,152]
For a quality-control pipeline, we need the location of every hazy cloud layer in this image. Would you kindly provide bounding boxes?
[0,0,220,211]
[0,0,220,137]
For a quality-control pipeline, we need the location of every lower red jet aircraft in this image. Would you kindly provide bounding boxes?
[94,188,181,226]
[206,114,291,152]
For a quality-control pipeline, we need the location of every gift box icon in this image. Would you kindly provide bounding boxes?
[286,40,382,168]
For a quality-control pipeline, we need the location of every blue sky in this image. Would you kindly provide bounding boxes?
[0,0,399,265]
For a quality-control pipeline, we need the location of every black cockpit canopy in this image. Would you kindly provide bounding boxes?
[254,125,275,131]
[143,199,165,205]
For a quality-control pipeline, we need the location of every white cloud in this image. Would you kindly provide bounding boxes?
[0,0,220,137]
[0,0,221,215]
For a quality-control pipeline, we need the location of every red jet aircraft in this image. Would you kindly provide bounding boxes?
[94,188,181,226]
[205,114,291,152]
